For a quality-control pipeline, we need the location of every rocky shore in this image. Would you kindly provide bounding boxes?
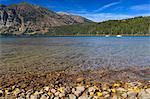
[0,78,150,99]
[0,68,150,99]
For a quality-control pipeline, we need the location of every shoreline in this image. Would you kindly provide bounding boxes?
[0,66,149,89]
[0,34,150,37]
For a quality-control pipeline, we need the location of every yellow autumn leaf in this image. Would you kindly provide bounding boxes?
[58,87,64,93]
[34,91,39,95]
[47,91,51,96]
[89,92,94,96]
[133,87,140,93]
[113,83,120,87]
[5,89,8,93]
[111,89,116,93]
[13,88,20,95]
[96,92,103,97]
[94,85,99,90]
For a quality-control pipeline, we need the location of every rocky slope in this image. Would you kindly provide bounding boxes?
[0,2,92,35]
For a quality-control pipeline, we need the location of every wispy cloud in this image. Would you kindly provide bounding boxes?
[73,13,131,22]
[70,12,150,22]
[66,9,88,14]
[94,1,121,12]
[130,4,150,10]
[65,5,150,22]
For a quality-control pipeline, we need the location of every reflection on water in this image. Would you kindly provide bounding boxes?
[0,36,150,74]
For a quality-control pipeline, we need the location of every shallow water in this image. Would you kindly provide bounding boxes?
[0,36,150,74]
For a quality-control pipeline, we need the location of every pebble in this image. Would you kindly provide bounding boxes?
[30,94,38,99]
[40,94,49,99]
[74,90,81,97]
[69,94,76,99]
[0,90,3,97]
[112,94,118,99]
[74,86,85,96]
[59,92,65,98]
[78,95,88,99]
[104,94,110,98]
[127,91,137,99]
[54,96,59,99]
[116,87,127,93]
[76,86,85,92]
[138,89,150,99]
[76,77,84,83]
[72,88,76,93]
[88,87,96,92]
[26,92,32,99]
[121,92,128,98]
[13,88,21,96]
[145,88,150,94]
[54,91,60,96]
[102,91,109,96]
[44,86,49,91]
[89,92,94,96]
[65,86,71,93]
[50,94,55,99]
[93,96,98,99]
[51,89,56,94]
[17,96,25,99]
[0,81,149,99]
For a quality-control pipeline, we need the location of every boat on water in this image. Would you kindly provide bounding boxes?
[105,35,110,37]
[116,35,122,37]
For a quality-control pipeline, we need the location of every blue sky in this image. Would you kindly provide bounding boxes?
[0,0,150,22]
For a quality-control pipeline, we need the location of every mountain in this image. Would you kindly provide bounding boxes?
[0,2,92,35]
[0,2,149,36]
[46,16,150,36]
[57,12,91,24]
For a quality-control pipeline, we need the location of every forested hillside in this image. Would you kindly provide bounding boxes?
[45,16,150,36]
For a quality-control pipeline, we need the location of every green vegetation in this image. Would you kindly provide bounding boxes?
[45,16,150,36]
[0,4,6,7]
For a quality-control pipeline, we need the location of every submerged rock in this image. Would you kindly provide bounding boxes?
[138,89,150,99]
[69,94,76,99]
[121,93,128,98]
[0,80,150,99]
[0,90,3,97]
[51,89,56,94]
[88,87,96,92]
[40,94,49,99]
[127,91,137,99]
[78,95,88,99]
[76,86,85,92]
[76,77,85,83]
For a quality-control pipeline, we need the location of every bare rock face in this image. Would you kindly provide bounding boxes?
[0,2,91,35]
[57,12,91,24]
[0,5,21,34]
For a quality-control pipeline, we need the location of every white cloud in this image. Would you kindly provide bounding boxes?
[75,13,132,22]
[71,12,150,22]
[130,4,150,10]
[57,1,150,22]
[94,1,121,12]
[66,9,88,14]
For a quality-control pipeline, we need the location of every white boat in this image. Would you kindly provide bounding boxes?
[116,35,122,37]
[105,35,110,37]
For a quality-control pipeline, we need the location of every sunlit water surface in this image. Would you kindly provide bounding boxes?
[0,36,150,74]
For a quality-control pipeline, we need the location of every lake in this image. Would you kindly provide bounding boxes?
[0,36,150,74]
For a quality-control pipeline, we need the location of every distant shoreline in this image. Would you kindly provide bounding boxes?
[0,34,150,37]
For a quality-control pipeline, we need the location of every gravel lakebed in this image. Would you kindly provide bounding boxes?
[0,67,150,99]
